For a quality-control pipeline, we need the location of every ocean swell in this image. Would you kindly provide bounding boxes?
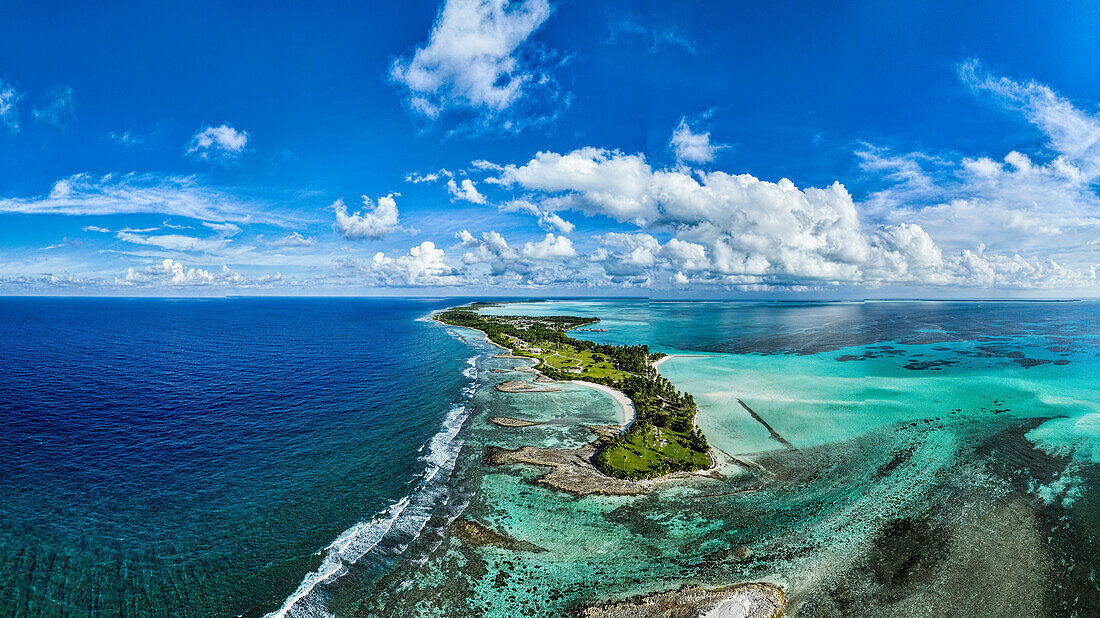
[265,351,481,618]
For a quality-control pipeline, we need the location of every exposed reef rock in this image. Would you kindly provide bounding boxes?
[486,424,726,496]
[452,519,546,553]
[485,438,650,497]
[488,416,543,428]
[577,582,786,618]
[495,380,559,393]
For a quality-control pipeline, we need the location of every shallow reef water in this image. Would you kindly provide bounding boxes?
[357,300,1099,617]
[6,298,1093,617]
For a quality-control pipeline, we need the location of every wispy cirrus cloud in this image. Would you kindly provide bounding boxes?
[960,59,1100,179]
[858,60,1100,269]
[0,79,23,132]
[606,14,695,55]
[202,221,242,237]
[32,86,75,128]
[0,173,284,223]
[107,131,143,146]
[272,231,316,247]
[116,231,230,253]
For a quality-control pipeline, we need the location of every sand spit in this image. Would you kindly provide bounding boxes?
[651,354,714,371]
[452,519,546,553]
[496,380,559,393]
[578,582,785,618]
[652,354,675,370]
[488,417,543,428]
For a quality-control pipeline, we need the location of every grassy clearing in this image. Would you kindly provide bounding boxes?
[597,424,711,479]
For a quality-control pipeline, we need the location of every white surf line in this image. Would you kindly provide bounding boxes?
[265,496,412,618]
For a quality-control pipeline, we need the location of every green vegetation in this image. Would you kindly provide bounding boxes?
[435,306,711,480]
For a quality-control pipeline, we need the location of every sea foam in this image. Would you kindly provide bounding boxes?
[265,349,481,618]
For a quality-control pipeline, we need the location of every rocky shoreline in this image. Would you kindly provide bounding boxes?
[486,425,651,497]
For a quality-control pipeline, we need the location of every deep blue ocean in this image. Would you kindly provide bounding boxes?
[0,297,478,617]
[5,298,1099,617]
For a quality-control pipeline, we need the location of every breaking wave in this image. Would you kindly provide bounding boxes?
[265,350,481,618]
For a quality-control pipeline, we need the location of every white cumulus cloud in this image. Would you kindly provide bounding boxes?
[537,211,574,234]
[491,142,1098,290]
[127,259,215,285]
[332,194,401,240]
[121,259,250,287]
[669,117,723,164]
[187,124,249,160]
[523,233,575,259]
[390,0,557,128]
[447,177,487,203]
[365,241,455,286]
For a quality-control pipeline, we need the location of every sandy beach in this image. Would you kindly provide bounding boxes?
[652,354,675,370]
[567,380,635,427]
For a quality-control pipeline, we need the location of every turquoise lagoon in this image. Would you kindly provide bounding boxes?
[356,300,1098,617]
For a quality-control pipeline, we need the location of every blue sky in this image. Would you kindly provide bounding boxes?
[1,0,1099,296]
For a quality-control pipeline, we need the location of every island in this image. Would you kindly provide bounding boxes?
[434,305,711,480]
